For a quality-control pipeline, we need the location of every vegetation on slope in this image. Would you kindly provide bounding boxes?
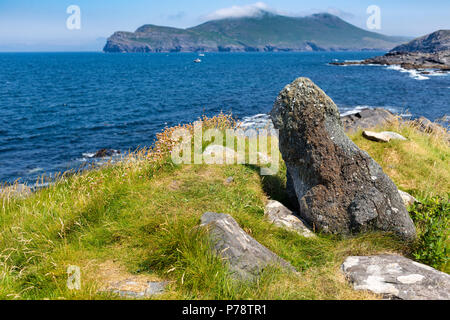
[104,12,410,52]
[0,114,448,300]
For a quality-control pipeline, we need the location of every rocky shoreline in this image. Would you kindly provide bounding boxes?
[331,30,450,72]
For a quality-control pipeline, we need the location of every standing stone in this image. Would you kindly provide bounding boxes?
[270,77,416,240]
[342,255,450,300]
[200,212,295,280]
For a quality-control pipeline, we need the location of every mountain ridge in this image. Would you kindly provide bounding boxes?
[103,11,410,53]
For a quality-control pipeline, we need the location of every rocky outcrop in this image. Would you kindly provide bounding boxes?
[200,212,295,280]
[331,30,450,70]
[341,108,396,132]
[342,255,450,300]
[94,149,121,158]
[410,117,448,136]
[270,77,416,240]
[264,200,316,237]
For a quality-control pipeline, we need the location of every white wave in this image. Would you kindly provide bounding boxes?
[386,65,429,80]
[82,152,96,158]
[27,168,44,174]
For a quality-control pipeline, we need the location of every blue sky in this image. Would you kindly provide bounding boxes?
[0,0,449,51]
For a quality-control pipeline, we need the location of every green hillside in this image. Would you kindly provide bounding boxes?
[104,11,410,52]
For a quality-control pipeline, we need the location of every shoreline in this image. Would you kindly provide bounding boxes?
[2,107,448,193]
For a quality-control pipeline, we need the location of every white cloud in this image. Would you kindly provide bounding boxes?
[203,2,273,20]
[326,7,355,20]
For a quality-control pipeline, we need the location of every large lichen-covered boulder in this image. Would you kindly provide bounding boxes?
[200,212,295,280]
[342,255,450,300]
[270,77,416,240]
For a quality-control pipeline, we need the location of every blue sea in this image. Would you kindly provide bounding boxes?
[0,52,449,184]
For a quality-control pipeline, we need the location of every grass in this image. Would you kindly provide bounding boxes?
[0,114,448,300]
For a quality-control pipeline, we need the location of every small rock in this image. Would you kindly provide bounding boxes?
[264,200,315,238]
[224,177,234,185]
[363,131,407,142]
[363,131,391,142]
[342,254,450,300]
[107,280,168,298]
[398,190,418,207]
[200,212,296,280]
[381,131,407,141]
[94,149,121,158]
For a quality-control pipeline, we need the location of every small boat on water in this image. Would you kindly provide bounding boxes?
[199,53,205,57]
[194,58,202,63]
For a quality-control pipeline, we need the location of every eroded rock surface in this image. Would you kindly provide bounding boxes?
[265,200,315,237]
[342,255,450,300]
[200,212,295,279]
[270,77,416,240]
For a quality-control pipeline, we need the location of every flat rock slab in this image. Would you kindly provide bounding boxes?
[106,280,168,298]
[265,200,316,238]
[270,77,416,240]
[342,255,450,300]
[363,131,407,142]
[341,108,396,132]
[200,212,296,280]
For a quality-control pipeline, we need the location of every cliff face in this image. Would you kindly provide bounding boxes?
[390,30,450,54]
[103,12,409,53]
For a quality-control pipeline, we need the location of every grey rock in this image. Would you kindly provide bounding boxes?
[398,190,418,207]
[224,177,234,185]
[270,77,416,240]
[94,148,121,158]
[342,255,450,300]
[363,131,391,143]
[107,280,168,298]
[265,200,316,237]
[341,108,396,132]
[411,117,448,135]
[200,212,295,280]
[380,131,407,141]
[362,131,407,142]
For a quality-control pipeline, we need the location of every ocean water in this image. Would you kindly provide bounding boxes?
[0,52,449,184]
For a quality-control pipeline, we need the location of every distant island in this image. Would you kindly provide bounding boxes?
[103,11,409,53]
[331,29,450,70]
